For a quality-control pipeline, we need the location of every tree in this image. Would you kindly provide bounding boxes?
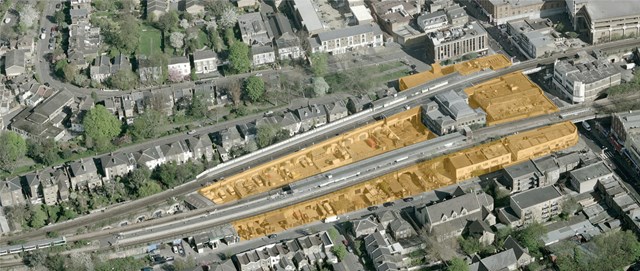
[19,5,39,28]
[137,181,162,197]
[169,31,185,49]
[26,138,60,166]
[209,27,224,52]
[128,110,165,141]
[179,19,190,29]
[513,223,545,257]
[243,76,265,102]
[331,244,348,261]
[0,131,27,172]
[168,67,185,82]
[459,236,482,256]
[256,123,278,148]
[228,42,251,74]
[224,27,236,47]
[188,94,207,118]
[310,53,328,77]
[204,0,232,17]
[107,69,139,90]
[157,10,179,32]
[228,79,242,106]
[555,22,565,32]
[447,258,468,271]
[312,77,329,97]
[83,105,122,151]
[105,14,141,53]
[567,32,579,39]
[29,205,47,228]
[217,7,238,29]
[53,10,66,25]
[23,250,47,267]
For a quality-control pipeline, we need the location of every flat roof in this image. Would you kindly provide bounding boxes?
[584,1,640,21]
[512,185,562,210]
[293,0,324,33]
[570,161,612,183]
[350,5,373,22]
[504,160,539,179]
[317,24,381,42]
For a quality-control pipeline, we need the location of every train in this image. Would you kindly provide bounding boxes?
[0,236,67,256]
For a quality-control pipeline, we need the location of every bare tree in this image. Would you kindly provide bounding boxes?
[419,228,459,262]
[228,79,242,106]
[217,7,238,29]
[169,32,185,49]
[20,5,39,28]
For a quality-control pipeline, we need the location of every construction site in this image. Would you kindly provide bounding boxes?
[464,71,559,126]
[199,107,436,204]
[232,122,579,240]
[398,54,511,90]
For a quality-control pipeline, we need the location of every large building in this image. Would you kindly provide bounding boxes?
[309,24,384,55]
[552,51,621,103]
[508,185,563,226]
[426,21,488,63]
[611,111,640,174]
[567,0,640,44]
[421,89,486,135]
[237,12,271,46]
[477,0,565,25]
[288,0,325,35]
[507,18,562,59]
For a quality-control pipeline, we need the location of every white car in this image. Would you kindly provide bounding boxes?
[4,18,10,24]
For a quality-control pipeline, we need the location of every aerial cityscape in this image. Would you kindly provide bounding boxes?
[0,0,640,271]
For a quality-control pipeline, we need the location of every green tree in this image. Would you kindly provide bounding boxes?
[312,77,329,97]
[107,69,139,90]
[256,123,278,148]
[310,53,328,77]
[209,27,224,52]
[223,26,236,46]
[447,257,468,271]
[53,10,66,25]
[243,75,265,102]
[204,0,232,17]
[0,131,27,172]
[23,250,47,267]
[513,223,545,257]
[137,181,162,197]
[555,22,565,32]
[187,94,207,118]
[83,105,122,151]
[227,42,250,74]
[156,10,179,32]
[27,138,60,166]
[331,244,348,261]
[61,61,77,83]
[566,32,579,39]
[29,205,47,228]
[123,166,151,194]
[459,236,482,256]
[128,110,166,141]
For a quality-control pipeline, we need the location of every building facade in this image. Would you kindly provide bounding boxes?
[309,24,384,55]
[426,22,488,63]
[553,51,621,103]
[477,0,565,25]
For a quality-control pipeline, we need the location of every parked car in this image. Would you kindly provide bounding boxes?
[383,202,395,207]
[267,234,278,239]
[367,206,379,211]
[403,197,414,202]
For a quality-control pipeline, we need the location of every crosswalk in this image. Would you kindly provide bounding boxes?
[600,151,615,160]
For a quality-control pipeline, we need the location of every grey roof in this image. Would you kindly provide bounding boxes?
[147,0,168,13]
[468,219,492,234]
[504,160,540,179]
[70,8,89,18]
[161,141,188,157]
[134,146,164,164]
[424,191,493,224]
[317,24,382,42]
[100,153,133,168]
[268,13,294,38]
[532,155,559,173]
[193,50,218,61]
[511,185,562,210]
[33,89,74,117]
[170,56,190,65]
[291,0,324,33]
[469,249,517,271]
[417,11,447,30]
[583,0,640,21]
[614,111,640,133]
[570,161,612,183]
[68,159,98,177]
[251,44,274,55]
[353,217,379,234]
[278,112,300,126]
[4,50,25,68]
[433,90,477,119]
[503,236,529,261]
[554,51,621,85]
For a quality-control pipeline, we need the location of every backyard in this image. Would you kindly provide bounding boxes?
[138,24,163,56]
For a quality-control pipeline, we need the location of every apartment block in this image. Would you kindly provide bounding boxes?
[309,24,384,55]
[507,185,563,226]
[426,21,488,63]
[553,51,621,103]
[507,18,562,59]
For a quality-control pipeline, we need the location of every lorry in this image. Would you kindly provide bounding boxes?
[323,216,339,223]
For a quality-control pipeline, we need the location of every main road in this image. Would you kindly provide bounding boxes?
[4,35,638,244]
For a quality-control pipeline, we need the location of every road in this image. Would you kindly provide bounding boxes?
[63,106,596,251]
[5,31,639,245]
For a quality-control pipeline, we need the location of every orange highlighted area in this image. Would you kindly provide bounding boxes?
[398,54,511,91]
[199,107,435,204]
[464,71,559,126]
[232,122,579,240]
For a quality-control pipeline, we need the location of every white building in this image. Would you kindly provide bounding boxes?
[193,50,218,74]
[168,56,192,79]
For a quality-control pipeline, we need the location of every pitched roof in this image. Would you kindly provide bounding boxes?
[68,159,98,177]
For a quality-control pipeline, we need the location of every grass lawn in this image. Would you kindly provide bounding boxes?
[138,25,163,56]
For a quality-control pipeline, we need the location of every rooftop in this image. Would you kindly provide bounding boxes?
[583,0,640,21]
[292,0,325,33]
[555,51,621,85]
[511,185,562,210]
[504,160,540,179]
[316,24,382,42]
[428,21,486,46]
[570,161,612,183]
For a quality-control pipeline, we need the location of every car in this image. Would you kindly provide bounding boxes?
[267,234,278,239]
[383,202,395,207]
[55,3,61,9]
[4,18,10,24]
[255,73,263,77]
[187,130,196,135]
[40,27,45,33]
[403,197,414,202]
[44,82,50,87]
[172,246,178,254]
[342,240,348,246]
[165,256,174,262]
[367,206,379,211]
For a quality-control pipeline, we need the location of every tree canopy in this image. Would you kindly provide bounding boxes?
[312,77,329,97]
[107,69,139,90]
[256,123,278,148]
[0,131,27,172]
[227,42,251,74]
[156,10,179,32]
[243,75,265,102]
[556,230,640,271]
[83,105,122,151]
[104,14,140,53]
[26,138,60,166]
[447,257,469,271]
[128,110,165,141]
